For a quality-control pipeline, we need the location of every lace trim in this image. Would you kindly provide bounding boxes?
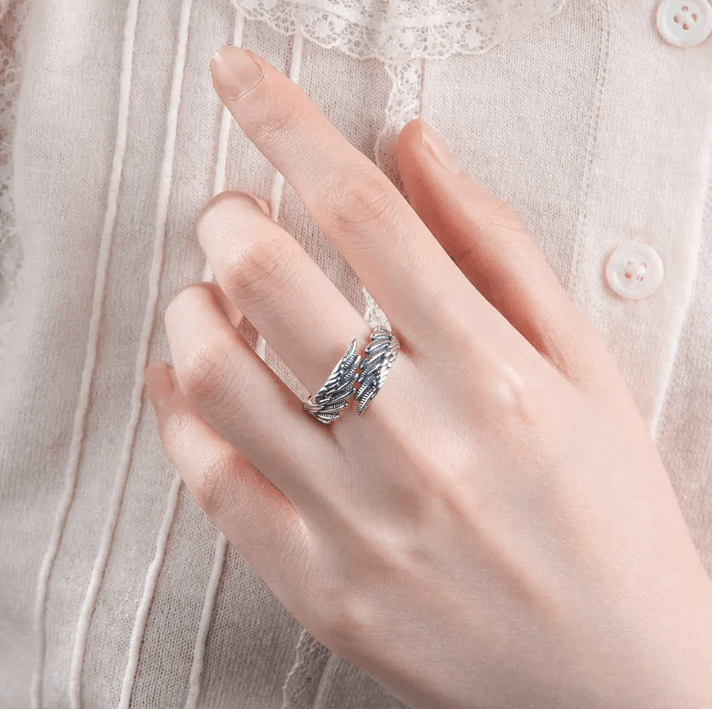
[280,629,332,708]
[0,0,572,342]
[230,0,569,64]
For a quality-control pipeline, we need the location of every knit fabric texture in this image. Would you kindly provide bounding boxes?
[2,0,712,706]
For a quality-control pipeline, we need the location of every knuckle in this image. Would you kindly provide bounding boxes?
[452,327,545,430]
[486,363,544,433]
[180,335,238,409]
[317,171,397,238]
[226,236,301,312]
[194,449,241,517]
[305,573,371,656]
[253,103,295,142]
[321,590,372,656]
[160,407,195,450]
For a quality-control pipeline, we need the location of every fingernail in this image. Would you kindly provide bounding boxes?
[420,119,459,174]
[145,362,175,411]
[210,46,265,100]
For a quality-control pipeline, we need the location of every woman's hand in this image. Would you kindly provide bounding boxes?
[144,46,712,709]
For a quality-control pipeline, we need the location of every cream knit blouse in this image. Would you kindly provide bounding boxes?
[1,0,711,706]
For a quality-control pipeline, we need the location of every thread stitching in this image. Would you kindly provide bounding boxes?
[30,0,142,705]
[184,7,247,708]
[67,0,195,704]
[118,473,184,708]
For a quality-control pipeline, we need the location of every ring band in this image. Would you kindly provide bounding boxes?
[303,339,362,424]
[353,326,400,415]
[303,326,400,424]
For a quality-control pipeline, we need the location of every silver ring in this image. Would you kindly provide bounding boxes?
[303,339,361,424]
[353,326,400,415]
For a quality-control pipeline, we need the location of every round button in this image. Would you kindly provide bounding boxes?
[605,242,664,300]
[656,0,712,47]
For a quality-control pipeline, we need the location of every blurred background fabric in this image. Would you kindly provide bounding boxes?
[1,0,711,706]
[0,0,30,361]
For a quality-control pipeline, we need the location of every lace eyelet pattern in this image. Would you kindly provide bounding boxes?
[230,0,570,64]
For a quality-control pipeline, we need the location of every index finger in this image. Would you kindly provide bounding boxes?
[208,46,475,345]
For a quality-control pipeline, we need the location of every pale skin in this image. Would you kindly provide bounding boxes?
[144,45,712,708]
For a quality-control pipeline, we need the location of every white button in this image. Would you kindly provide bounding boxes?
[605,242,664,300]
[656,0,712,47]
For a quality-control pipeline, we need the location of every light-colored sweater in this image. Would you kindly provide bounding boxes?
[1,0,711,706]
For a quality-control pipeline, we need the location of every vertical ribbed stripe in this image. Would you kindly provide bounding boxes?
[30,0,141,706]
[649,77,712,441]
[183,533,228,709]
[118,472,183,709]
[68,0,194,705]
[199,8,245,286]
[184,8,246,708]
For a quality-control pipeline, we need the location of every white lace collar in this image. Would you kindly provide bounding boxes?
[230,0,569,63]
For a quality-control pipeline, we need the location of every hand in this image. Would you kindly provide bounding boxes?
[144,46,712,709]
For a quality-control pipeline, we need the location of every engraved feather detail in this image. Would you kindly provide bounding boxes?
[353,326,400,415]
[303,339,361,424]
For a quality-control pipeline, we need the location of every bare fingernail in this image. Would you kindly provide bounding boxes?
[420,119,459,174]
[210,46,265,100]
[145,362,175,411]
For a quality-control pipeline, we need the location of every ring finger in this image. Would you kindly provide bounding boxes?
[164,278,343,514]
[195,190,375,403]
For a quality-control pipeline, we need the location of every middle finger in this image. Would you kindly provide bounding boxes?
[209,46,478,347]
